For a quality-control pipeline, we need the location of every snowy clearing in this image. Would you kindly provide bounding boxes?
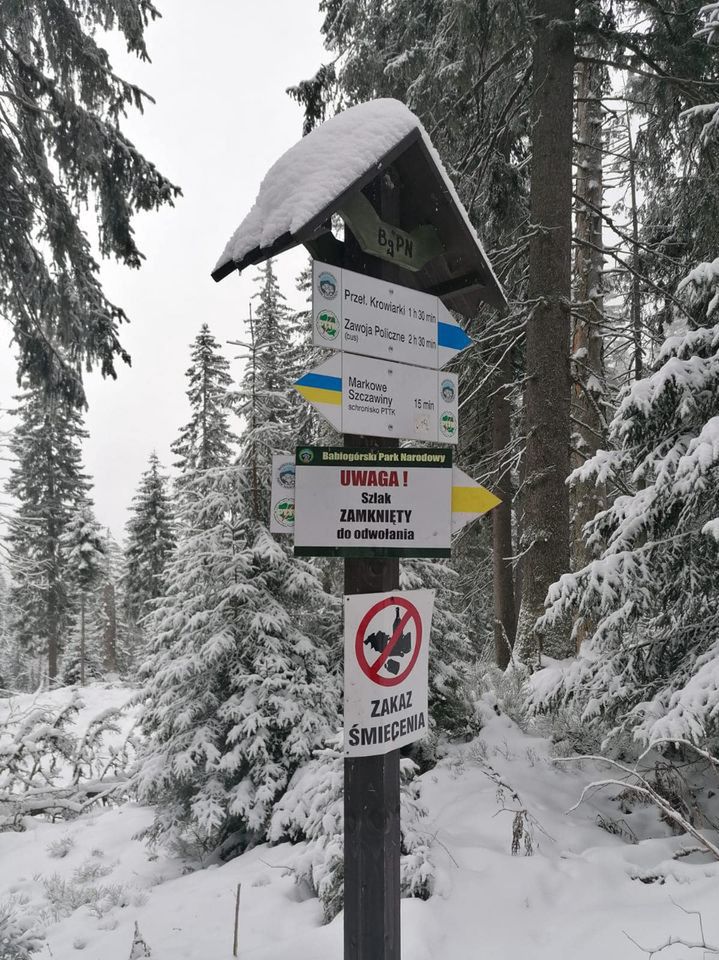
[1,687,718,959]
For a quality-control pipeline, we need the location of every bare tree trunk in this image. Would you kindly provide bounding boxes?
[492,343,516,668]
[626,106,643,380]
[515,0,575,663]
[80,593,86,686]
[571,54,606,582]
[103,582,118,672]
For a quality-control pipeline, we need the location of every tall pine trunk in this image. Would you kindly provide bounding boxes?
[103,582,118,672]
[80,593,86,686]
[492,342,516,668]
[626,107,643,381]
[571,55,606,580]
[515,0,575,663]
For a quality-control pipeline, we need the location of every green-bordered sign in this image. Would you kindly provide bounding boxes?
[294,446,453,558]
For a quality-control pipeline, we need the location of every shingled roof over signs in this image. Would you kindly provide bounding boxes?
[212,98,506,314]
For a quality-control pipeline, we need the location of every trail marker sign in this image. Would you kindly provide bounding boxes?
[344,589,433,757]
[294,353,459,444]
[312,259,472,369]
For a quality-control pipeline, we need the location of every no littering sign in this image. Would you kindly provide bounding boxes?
[344,588,433,757]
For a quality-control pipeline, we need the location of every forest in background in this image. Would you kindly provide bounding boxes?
[2,0,719,929]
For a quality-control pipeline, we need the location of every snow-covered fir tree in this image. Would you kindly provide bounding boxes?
[59,501,106,685]
[171,325,236,477]
[137,265,341,853]
[238,260,297,517]
[531,259,719,750]
[136,465,340,853]
[123,453,176,634]
[5,387,90,681]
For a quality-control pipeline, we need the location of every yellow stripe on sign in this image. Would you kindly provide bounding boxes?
[295,385,342,406]
[451,485,502,515]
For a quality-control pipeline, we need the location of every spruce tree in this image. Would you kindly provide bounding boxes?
[238,261,297,520]
[123,453,175,632]
[533,257,719,749]
[60,500,106,685]
[136,465,339,853]
[6,387,90,679]
[137,265,340,852]
[0,1,180,406]
[95,530,131,675]
[171,325,236,477]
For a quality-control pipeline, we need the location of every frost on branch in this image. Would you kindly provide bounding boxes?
[0,691,136,831]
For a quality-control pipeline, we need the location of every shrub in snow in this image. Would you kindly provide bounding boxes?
[269,737,434,922]
[0,897,43,960]
[46,834,75,859]
[530,261,719,750]
[400,561,477,754]
[472,662,532,731]
[135,465,340,855]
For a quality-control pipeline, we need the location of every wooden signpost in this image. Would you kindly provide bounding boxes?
[212,98,506,960]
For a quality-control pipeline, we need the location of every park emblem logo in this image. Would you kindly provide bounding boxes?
[273,497,295,527]
[317,270,338,300]
[316,308,339,341]
[276,461,295,488]
[297,447,314,464]
[440,412,457,438]
[440,379,456,403]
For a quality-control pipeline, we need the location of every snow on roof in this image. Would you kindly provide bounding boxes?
[213,98,503,303]
[214,99,417,274]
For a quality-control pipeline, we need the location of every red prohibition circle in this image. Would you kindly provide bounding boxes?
[355,596,423,687]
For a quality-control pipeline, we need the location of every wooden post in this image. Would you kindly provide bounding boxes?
[233,882,241,957]
[343,176,401,960]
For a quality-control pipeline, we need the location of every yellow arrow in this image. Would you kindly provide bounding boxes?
[452,484,502,515]
[451,466,501,534]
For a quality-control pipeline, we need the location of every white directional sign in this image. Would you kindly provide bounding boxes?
[293,446,453,558]
[344,589,433,757]
[312,260,472,369]
[294,353,459,445]
[269,453,295,534]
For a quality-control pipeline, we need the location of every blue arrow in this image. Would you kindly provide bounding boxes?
[438,321,472,351]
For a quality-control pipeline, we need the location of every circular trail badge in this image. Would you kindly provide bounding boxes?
[317,271,338,300]
[441,379,456,403]
[355,596,423,687]
[273,498,295,527]
[316,309,339,341]
[276,461,295,488]
[440,411,457,438]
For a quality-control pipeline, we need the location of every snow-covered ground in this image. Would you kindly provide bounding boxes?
[2,686,718,959]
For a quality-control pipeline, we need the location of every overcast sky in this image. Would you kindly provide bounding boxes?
[0,1,326,538]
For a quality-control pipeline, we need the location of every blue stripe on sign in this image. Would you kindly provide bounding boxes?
[438,321,472,350]
[296,372,343,391]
